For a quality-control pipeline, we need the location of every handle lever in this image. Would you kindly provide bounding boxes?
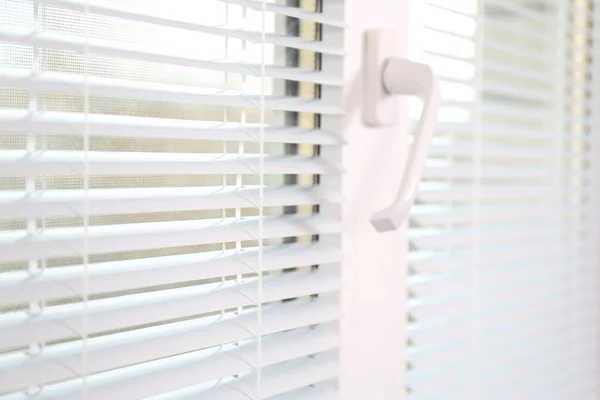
[363,28,441,232]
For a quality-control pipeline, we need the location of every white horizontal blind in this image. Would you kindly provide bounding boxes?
[0,0,343,398]
[407,0,599,398]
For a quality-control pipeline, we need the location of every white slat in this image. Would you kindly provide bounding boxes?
[437,122,562,141]
[0,214,341,262]
[410,224,564,249]
[426,48,473,64]
[475,328,570,388]
[38,0,345,55]
[483,59,553,85]
[408,302,569,363]
[424,162,566,180]
[0,109,342,144]
[485,37,554,65]
[0,69,344,114]
[215,0,345,27]
[0,150,340,177]
[409,241,582,274]
[416,183,562,203]
[0,27,343,86]
[408,321,569,395]
[0,242,340,305]
[482,101,554,120]
[270,385,339,400]
[0,268,340,350]
[483,82,552,103]
[2,326,339,400]
[410,204,581,226]
[483,18,555,46]
[485,0,549,23]
[428,141,568,160]
[157,357,339,400]
[409,253,569,299]
[214,358,338,400]
[422,24,472,42]
[409,301,569,360]
[0,185,342,219]
[408,272,564,323]
[424,1,476,18]
[0,300,339,393]
[409,271,566,315]
[408,291,568,350]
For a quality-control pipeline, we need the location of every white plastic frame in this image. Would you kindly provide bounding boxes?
[319,0,410,399]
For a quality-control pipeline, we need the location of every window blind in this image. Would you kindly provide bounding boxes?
[0,0,343,398]
[407,0,599,398]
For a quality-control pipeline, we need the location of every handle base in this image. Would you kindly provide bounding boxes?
[363,28,400,127]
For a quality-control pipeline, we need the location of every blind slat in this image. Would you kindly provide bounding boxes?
[411,204,582,226]
[408,296,567,349]
[0,269,340,350]
[0,109,342,145]
[2,327,339,400]
[410,224,565,249]
[482,102,554,119]
[215,0,345,27]
[0,215,342,262]
[38,0,345,55]
[175,357,339,400]
[410,257,569,299]
[424,163,568,180]
[482,60,554,85]
[408,307,571,362]
[416,183,563,203]
[0,185,342,219]
[0,300,340,393]
[0,151,340,177]
[485,0,550,24]
[270,385,338,400]
[428,142,573,160]
[485,38,554,65]
[483,82,553,103]
[437,122,575,141]
[409,241,586,273]
[409,327,570,395]
[424,1,476,18]
[408,275,564,322]
[0,27,343,86]
[483,18,555,46]
[0,242,341,305]
[0,69,344,114]
[409,306,568,360]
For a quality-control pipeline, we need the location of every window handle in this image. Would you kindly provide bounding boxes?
[363,28,441,232]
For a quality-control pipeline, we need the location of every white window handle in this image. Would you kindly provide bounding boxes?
[363,28,441,232]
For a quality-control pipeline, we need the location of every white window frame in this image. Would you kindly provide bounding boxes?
[330,0,410,398]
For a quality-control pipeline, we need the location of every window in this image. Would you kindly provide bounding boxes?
[0,0,598,398]
[0,0,344,397]
[407,0,599,398]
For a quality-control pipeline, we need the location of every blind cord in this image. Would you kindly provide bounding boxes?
[27,3,41,396]
[82,0,90,398]
[256,1,266,398]
[470,2,484,398]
